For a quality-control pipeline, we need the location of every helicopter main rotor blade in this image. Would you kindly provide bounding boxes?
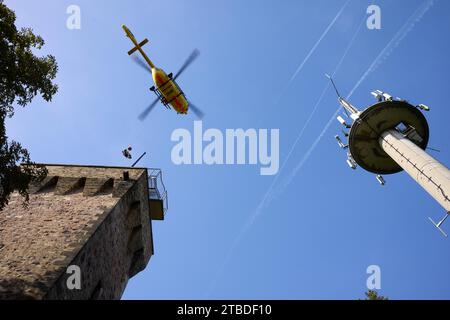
[138,98,159,121]
[174,49,200,80]
[132,55,152,74]
[188,100,205,119]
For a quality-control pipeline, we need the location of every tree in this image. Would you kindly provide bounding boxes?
[0,0,58,210]
[365,290,388,300]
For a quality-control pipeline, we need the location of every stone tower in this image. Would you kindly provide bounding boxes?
[0,164,168,299]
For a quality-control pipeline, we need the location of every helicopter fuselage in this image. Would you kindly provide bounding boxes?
[152,68,188,114]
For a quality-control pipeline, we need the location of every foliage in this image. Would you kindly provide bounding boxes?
[365,290,388,300]
[0,0,58,210]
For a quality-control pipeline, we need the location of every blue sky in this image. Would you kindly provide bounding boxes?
[5,0,450,299]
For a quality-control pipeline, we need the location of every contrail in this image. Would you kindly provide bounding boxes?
[288,0,351,83]
[280,0,437,193]
[256,13,367,220]
[275,0,351,104]
[348,0,437,98]
[276,106,340,193]
[205,6,359,298]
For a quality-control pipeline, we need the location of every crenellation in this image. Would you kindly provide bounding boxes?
[55,177,86,195]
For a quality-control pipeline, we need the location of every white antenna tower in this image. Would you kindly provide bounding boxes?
[328,75,450,237]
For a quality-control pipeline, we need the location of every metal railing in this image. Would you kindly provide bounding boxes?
[148,168,168,214]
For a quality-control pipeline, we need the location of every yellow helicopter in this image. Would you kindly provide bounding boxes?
[122,25,204,120]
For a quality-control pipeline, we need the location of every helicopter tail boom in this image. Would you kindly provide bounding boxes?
[122,24,155,69]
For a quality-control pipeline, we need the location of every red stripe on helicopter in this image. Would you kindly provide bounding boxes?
[173,97,183,109]
[155,74,164,85]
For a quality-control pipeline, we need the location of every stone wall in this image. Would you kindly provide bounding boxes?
[0,164,155,300]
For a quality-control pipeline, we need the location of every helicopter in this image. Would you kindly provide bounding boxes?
[122,25,204,120]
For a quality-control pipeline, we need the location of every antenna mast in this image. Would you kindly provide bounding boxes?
[325,74,359,117]
[330,84,450,237]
